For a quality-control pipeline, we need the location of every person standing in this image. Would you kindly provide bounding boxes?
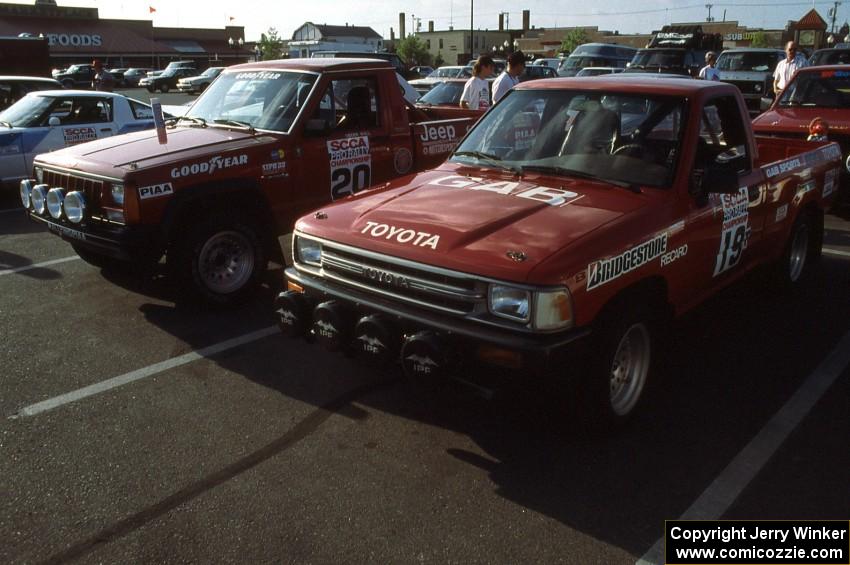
[698,51,720,81]
[773,41,807,94]
[491,50,526,104]
[92,60,115,92]
[460,55,494,110]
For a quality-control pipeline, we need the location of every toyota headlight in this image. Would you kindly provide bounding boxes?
[489,284,530,323]
[111,183,124,206]
[295,237,322,267]
[533,289,574,330]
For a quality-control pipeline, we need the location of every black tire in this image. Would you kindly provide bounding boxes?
[168,214,267,306]
[573,302,658,429]
[160,84,169,93]
[775,209,821,289]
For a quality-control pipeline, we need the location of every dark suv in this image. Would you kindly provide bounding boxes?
[53,64,95,89]
[140,67,197,93]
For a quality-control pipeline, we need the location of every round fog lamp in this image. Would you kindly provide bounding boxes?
[31,184,48,215]
[845,154,850,174]
[47,187,65,219]
[63,191,87,224]
[19,179,33,208]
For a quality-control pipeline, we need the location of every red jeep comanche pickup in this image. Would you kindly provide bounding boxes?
[279,75,840,425]
[20,59,482,304]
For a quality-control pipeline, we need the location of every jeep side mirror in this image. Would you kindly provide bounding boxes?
[304,118,329,137]
[760,97,774,112]
[48,116,60,127]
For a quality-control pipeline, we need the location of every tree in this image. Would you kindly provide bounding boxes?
[396,35,432,66]
[258,27,284,61]
[560,28,589,55]
[434,52,445,68]
[749,31,769,48]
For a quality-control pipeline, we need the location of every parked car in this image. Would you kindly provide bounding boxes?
[753,64,850,204]
[716,48,785,115]
[177,67,225,94]
[53,64,95,89]
[408,66,472,95]
[808,48,850,66]
[122,68,153,87]
[23,59,483,304]
[139,67,197,93]
[409,66,434,78]
[558,43,638,76]
[0,90,157,189]
[521,65,557,81]
[532,58,562,69]
[0,76,62,111]
[280,76,840,427]
[415,78,492,111]
[107,68,128,87]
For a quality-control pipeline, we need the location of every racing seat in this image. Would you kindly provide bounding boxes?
[337,86,373,130]
[559,102,619,155]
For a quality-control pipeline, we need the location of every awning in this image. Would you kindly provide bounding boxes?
[161,40,206,53]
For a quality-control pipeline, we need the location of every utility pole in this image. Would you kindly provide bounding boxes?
[830,1,842,33]
[705,3,714,22]
[470,0,474,58]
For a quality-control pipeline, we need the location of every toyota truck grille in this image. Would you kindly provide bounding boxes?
[318,243,487,316]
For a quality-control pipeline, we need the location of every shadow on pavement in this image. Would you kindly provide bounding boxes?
[132,254,850,558]
[0,250,63,279]
[0,211,45,236]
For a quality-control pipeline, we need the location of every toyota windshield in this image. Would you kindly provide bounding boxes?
[450,89,686,189]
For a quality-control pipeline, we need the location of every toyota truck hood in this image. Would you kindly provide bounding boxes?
[33,126,263,178]
[297,164,656,283]
[753,106,850,136]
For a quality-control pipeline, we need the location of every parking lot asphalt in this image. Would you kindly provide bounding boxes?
[1,199,849,564]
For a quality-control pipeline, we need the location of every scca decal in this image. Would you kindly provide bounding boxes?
[429,175,579,207]
[138,182,173,200]
[171,154,247,178]
[587,233,668,291]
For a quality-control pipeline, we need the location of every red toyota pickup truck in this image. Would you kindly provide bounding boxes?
[753,65,850,205]
[20,59,481,304]
[279,75,840,426]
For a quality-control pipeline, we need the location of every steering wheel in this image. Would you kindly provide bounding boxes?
[612,143,646,158]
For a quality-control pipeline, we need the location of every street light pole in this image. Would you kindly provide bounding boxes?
[470,0,473,59]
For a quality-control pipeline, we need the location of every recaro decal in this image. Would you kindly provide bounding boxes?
[360,221,440,250]
[138,182,173,200]
[713,187,750,277]
[328,135,371,200]
[429,175,579,207]
[586,233,669,291]
[171,154,248,178]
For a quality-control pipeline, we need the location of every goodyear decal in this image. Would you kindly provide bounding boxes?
[586,233,668,291]
[171,154,247,178]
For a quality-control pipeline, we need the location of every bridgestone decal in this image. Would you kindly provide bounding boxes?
[586,233,668,291]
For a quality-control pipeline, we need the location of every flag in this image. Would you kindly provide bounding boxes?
[229,16,235,21]
[149,6,156,13]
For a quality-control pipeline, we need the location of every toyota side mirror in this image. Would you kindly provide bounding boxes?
[760,97,774,112]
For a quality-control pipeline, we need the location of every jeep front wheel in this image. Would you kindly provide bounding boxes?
[171,216,266,306]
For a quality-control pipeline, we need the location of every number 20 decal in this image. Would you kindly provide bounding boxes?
[331,163,371,200]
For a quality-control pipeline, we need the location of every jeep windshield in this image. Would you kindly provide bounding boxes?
[450,89,686,189]
[717,51,782,72]
[186,70,318,133]
[779,69,850,108]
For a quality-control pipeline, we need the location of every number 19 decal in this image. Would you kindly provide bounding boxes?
[714,224,747,276]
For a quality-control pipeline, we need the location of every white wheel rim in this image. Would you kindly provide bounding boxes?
[197,230,255,295]
[609,323,651,417]
[788,223,809,283]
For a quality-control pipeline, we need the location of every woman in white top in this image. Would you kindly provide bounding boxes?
[460,55,495,111]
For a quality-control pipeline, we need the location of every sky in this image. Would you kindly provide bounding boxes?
[5,0,848,41]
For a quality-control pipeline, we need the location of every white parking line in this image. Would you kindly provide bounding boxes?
[823,247,850,258]
[11,325,279,418]
[0,256,81,276]
[636,329,850,565]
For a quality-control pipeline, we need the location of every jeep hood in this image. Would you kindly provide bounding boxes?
[33,126,264,178]
[297,164,655,283]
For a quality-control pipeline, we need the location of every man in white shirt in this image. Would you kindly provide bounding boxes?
[698,51,720,81]
[492,51,526,104]
[774,41,807,93]
[460,55,494,111]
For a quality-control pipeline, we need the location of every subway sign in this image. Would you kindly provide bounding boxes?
[45,34,103,47]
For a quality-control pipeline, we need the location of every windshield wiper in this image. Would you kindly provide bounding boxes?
[520,165,641,193]
[172,115,207,127]
[452,151,521,175]
[212,119,255,133]
[0,120,12,129]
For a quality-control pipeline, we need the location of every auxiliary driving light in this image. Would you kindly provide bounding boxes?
[30,184,49,215]
[46,187,65,219]
[353,314,399,365]
[63,191,87,224]
[311,301,352,352]
[19,179,33,208]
